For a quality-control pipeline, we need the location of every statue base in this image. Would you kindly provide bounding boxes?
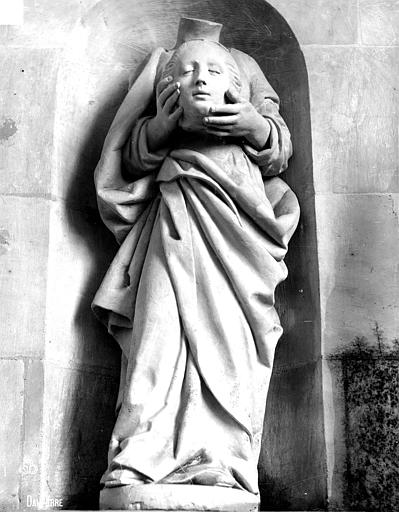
[100,484,260,511]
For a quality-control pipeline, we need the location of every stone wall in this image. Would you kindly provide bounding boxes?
[0,2,121,510]
[0,1,398,510]
[292,0,398,509]
[263,1,398,509]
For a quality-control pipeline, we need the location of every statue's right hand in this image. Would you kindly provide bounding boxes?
[146,76,183,151]
[154,76,183,136]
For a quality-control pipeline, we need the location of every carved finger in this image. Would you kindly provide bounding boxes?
[156,76,172,97]
[205,129,231,137]
[169,106,183,121]
[158,82,178,107]
[205,123,234,132]
[208,104,241,115]
[164,89,180,114]
[204,114,239,126]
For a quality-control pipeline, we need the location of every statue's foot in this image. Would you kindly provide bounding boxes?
[102,467,152,487]
[159,462,239,488]
[100,484,259,511]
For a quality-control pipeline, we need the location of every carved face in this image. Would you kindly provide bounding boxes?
[169,41,238,132]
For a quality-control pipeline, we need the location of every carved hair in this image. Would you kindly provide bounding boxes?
[161,39,242,93]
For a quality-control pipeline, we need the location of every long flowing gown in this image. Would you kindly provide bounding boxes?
[92,47,300,495]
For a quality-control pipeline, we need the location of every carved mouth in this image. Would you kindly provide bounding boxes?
[192,90,211,99]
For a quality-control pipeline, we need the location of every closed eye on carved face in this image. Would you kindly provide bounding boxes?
[176,58,226,87]
[179,62,223,77]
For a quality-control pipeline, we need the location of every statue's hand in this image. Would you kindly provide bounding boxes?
[203,88,271,150]
[156,76,184,133]
[147,76,183,151]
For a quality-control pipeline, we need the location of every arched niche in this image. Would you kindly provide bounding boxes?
[53,0,324,509]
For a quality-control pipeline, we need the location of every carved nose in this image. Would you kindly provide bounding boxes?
[195,67,207,86]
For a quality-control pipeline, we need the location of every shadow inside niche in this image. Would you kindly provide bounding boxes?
[57,88,127,508]
[57,0,322,508]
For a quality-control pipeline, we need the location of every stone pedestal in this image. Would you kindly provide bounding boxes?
[100,484,259,511]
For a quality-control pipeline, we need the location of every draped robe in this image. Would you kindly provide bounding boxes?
[92,47,300,495]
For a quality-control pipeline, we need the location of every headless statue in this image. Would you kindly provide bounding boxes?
[93,17,300,511]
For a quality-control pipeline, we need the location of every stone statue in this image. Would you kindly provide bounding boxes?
[92,17,300,511]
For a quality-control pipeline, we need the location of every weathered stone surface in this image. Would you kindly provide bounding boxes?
[0,196,49,357]
[316,193,399,355]
[359,0,399,45]
[331,354,399,511]
[304,46,399,194]
[41,363,119,510]
[0,48,60,196]
[0,0,359,50]
[20,360,44,504]
[0,359,24,510]
[322,351,399,511]
[259,360,327,511]
[269,0,358,44]
[45,201,119,369]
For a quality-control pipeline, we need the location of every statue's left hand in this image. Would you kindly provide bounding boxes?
[203,89,271,150]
